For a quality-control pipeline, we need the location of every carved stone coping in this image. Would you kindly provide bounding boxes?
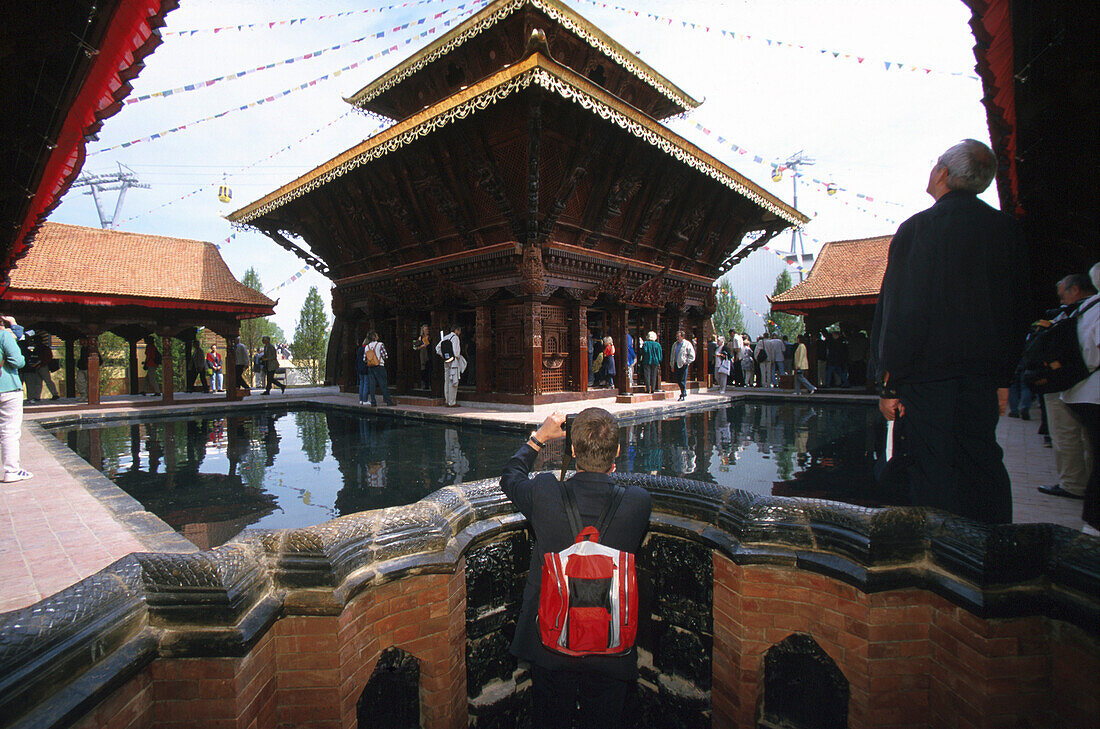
[2,474,1098,729]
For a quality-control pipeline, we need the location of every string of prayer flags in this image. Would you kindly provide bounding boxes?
[127,2,483,106]
[265,265,311,295]
[165,0,454,35]
[119,112,380,224]
[575,0,979,81]
[90,5,482,156]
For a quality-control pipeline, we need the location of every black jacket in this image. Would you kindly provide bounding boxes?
[871,190,1029,392]
[500,444,651,679]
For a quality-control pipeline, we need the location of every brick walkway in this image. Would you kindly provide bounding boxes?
[0,427,151,612]
[0,387,1088,613]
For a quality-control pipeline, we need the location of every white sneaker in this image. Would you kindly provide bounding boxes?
[4,469,33,483]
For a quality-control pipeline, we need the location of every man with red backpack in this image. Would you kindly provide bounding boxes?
[500,407,651,729]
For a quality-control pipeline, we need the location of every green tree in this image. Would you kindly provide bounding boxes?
[239,268,285,353]
[295,411,328,464]
[770,270,805,340]
[711,277,746,338]
[291,286,329,385]
[97,332,128,393]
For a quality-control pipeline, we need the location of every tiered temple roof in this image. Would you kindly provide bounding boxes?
[229,0,805,402]
[344,0,701,122]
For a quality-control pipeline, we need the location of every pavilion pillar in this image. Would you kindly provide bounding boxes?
[522,299,543,397]
[85,332,101,406]
[127,339,140,395]
[88,428,103,472]
[64,338,76,398]
[183,338,194,393]
[161,333,175,404]
[344,316,359,393]
[571,302,588,393]
[694,316,709,390]
[654,310,667,384]
[610,306,629,395]
[225,323,240,401]
[394,312,408,394]
[475,305,491,394]
[430,310,445,399]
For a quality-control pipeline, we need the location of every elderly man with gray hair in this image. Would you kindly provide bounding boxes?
[870,139,1030,524]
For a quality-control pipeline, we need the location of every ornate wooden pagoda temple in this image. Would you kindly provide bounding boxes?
[229,0,805,404]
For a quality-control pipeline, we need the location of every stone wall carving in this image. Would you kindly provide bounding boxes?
[2,461,1097,729]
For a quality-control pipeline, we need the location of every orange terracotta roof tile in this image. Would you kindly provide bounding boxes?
[770,235,892,305]
[6,222,274,312]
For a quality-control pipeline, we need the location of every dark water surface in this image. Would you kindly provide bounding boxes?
[52,402,887,549]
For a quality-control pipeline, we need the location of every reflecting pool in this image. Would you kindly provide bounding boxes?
[52,401,888,549]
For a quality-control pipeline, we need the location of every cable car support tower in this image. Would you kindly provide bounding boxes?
[70,163,150,229]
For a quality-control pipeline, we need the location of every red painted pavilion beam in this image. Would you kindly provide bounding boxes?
[3,0,178,287]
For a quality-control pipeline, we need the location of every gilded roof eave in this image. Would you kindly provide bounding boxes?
[230,55,805,228]
[342,0,700,117]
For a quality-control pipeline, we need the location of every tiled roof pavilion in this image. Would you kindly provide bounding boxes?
[770,235,892,314]
[6,223,273,313]
[0,222,274,405]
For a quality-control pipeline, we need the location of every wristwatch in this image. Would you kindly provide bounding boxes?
[527,432,545,449]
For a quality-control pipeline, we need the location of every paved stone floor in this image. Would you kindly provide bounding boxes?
[0,386,1088,613]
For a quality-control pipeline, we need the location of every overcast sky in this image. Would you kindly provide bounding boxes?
[49,0,991,336]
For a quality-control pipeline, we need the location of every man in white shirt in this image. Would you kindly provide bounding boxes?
[764,334,785,386]
[1056,265,1100,535]
[669,330,696,401]
[1038,274,1096,501]
[234,339,250,392]
[435,325,465,407]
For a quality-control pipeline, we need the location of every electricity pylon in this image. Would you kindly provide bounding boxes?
[70,163,150,228]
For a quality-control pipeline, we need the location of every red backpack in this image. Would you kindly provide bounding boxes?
[538,483,638,656]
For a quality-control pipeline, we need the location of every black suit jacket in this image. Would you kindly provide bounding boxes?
[871,190,1030,392]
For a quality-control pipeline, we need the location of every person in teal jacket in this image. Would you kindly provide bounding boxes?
[0,315,31,482]
[640,331,663,394]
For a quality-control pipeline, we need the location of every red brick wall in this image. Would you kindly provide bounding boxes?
[60,554,1100,729]
[72,667,154,729]
[712,553,1098,729]
[273,565,467,729]
[146,630,276,729]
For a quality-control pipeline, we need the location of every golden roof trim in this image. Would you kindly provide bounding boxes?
[229,55,804,226]
[343,0,700,116]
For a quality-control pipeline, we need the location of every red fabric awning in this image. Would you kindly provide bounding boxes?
[3,0,177,288]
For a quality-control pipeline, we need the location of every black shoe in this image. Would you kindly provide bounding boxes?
[678,395,686,401]
[1008,411,1019,418]
[1020,411,1030,420]
[1037,485,1083,499]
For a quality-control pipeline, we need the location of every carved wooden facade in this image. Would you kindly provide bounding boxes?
[229,0,805,404]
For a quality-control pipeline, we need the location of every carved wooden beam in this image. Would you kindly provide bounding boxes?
[585,266,629,304]
[429,136,481,250]
[539,123,608,244]
[575,135,628,246]
[348,177,407,266]
[622,169,682,258]
[467,129,524,243]
[716,223,786,275]
[258,226,330,275]
[430,269,476,306]
[626,265,670,308]
[526,90,541,245]
[388,156,438,260]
